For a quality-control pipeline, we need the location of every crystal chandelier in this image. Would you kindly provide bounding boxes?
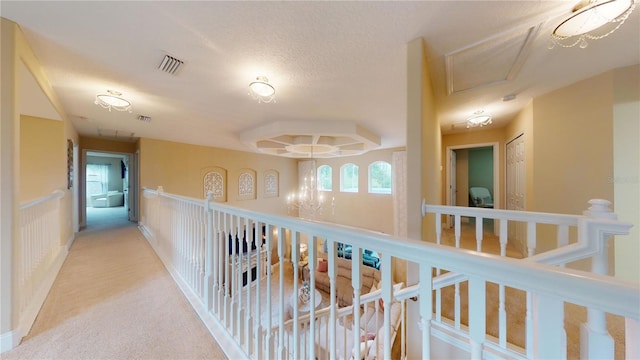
[248,76,276,103]
[466,110,492,128]
[549,0,636,49]
[287,150,334,219]
[95,90,132,112]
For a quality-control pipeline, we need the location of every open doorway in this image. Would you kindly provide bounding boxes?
[84,151,131,231]
[446,142,499,230]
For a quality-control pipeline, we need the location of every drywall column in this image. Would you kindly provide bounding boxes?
[0,19,19,352]
[612,64,639,359]
[405,37,424,360]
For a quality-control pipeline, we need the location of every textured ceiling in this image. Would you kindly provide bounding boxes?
[3,1,639,153]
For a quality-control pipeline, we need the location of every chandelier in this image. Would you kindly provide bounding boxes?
[549,0,636,49]
[95,90,132,112]
[466,110,492,128]
[287,150,334,219]
[248,76,276,103]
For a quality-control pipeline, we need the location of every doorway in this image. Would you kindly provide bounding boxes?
[83,150,135,231]
[446,142,499,230]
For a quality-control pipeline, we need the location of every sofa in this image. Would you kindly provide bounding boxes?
[304,257,381,307]
[91,191,125,208]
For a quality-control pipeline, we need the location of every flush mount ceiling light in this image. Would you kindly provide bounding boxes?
[95,90,132,112]
[550,0,636,49]
[248,76,276,103]
[466,110,493,128]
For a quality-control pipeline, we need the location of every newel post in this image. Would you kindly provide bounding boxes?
[204,192,214,310]
[580,199,617,359]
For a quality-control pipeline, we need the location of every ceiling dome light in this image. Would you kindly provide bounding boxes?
[550,0,636,49]
[466,110,493,128]
[248,76,276,103]
[95,90,132,112]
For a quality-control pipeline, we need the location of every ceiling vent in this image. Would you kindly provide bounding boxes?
[137,115,151,123]
[158,54,184,75]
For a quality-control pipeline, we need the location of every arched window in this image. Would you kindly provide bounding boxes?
[340,163,359,193]
[368,161,392,194]
[317,165,332,191]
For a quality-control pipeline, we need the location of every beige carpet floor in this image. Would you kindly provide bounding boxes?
[3,217,227,360]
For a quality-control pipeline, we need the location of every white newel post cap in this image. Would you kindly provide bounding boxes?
[206,192,213,201]
[583,199,617,219]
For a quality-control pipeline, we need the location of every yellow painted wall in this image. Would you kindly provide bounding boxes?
[312,147,402,234]
[20,116,66,202]
[139,137,297,215]
[613,64,640,283]
[533,72,614,214]
[533,72,614,255]
[421,43,442,243]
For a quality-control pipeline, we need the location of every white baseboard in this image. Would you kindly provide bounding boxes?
[0,329,17,354]
[2,246,68,354]
[66,233,76,251]
[137,226,246,360]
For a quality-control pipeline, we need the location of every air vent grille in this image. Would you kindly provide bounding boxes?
[137,115,152,123]
[158,55,184,75]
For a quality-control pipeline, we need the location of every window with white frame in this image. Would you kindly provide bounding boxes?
[368,161,392,194]
[317,165,332,191]
[340,163,358,193]
[86,164,109,195]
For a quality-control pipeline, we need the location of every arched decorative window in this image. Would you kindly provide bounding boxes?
[340,163,359,193]
[238,169,256,200]
[264,170,279,198]
[204,170,226,201]
[368,161,392,194]
[317,165,332,191]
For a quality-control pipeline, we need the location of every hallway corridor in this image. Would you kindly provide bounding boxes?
[3,220,227,359]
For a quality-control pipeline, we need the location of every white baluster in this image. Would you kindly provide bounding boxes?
[527,222,536,257]
[291,231,300,359]
[475,216,483,252]
[308,235,317,360]
[455,282,461,329]
[351,245,362,360]
[419,262,433,358]
[499,219,508,257]
[533,293,566,359]
[469,277,486,359]
[435,215,442,322]
[498,284,506,348]
[277,226,286,359]
[455,214,461,248]
[328,240,337,360]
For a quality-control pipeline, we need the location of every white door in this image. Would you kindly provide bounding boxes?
[506,134,526,243]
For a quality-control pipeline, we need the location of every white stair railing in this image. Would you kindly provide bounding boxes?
[422,199,634,359]
[15,190,66,344]
[139,188,638,359]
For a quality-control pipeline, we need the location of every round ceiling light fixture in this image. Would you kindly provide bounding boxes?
[95,90,132,112]
[248,76,276,103]
[466,110,493,128]
[550,0,636,49]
